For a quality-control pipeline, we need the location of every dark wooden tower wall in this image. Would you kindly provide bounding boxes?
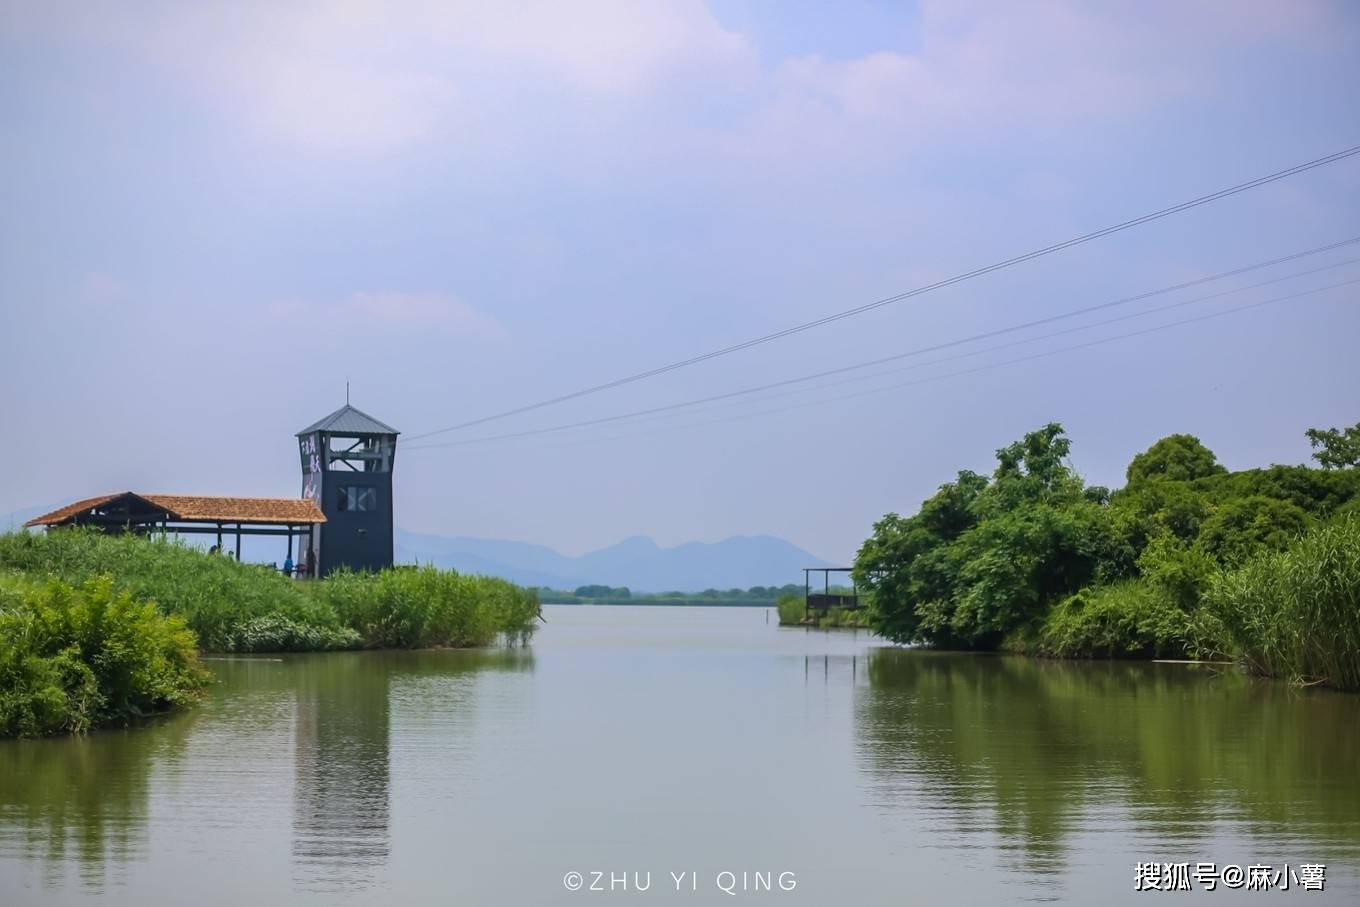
[297,405,400,577]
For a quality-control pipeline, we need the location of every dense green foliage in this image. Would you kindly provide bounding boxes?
[0,530,354,652]
[855,421,1360,688]
[857,423,1115,649]
[0,530,540,655]
[313,567,539,648]
[1204,515,1360,689]
[1125,433,1227,485]
[1024,581,1194,659]
[0,574,208,737]
[573,584,632,598]
[775,593,806,625]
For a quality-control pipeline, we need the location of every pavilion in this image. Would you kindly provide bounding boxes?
[24,491,325,563]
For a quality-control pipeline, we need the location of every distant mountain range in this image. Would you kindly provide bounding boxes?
[395,529,832,592]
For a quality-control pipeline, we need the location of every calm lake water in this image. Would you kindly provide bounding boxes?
[2,604,1358,905]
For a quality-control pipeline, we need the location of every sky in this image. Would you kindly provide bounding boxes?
[2,0,1359,563]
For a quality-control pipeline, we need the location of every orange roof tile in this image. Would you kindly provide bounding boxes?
[25,492,326,527]
[24,493,130,527]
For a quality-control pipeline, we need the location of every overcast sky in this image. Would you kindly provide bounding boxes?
[2,1,1359,562]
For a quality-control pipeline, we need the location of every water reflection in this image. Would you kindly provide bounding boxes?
[8,618,1359,905]
[282,649,536,892]
[0,648,534,897]
[856,650,1360,881]
[291,653,393,891]
[0,714,196,891]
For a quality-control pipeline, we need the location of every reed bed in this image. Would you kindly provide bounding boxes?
[1205,514,1360,690]
[0,530,540,654]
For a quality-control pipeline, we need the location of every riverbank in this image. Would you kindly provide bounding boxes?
[854,422,1360,690]
[0,529,541,736]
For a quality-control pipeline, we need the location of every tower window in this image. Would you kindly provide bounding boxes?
[337,486,377,512]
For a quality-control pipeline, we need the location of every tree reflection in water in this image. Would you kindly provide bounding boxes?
[0,709,199,891]
[856,650,1360,880]
[0,648,534,895]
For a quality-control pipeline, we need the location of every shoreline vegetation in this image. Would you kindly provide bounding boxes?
[4,419,1356,736]
[854,421,1360,691]
[775,590,872,628]
[0,529,541,737]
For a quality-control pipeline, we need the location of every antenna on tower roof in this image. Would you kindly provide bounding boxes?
[346,381,350,405]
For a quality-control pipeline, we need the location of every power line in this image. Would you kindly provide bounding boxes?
[498,277,1357,453]
[404,245,1360,451]
[412,278,1357,451]
[406,247,1358,449]
[405,143,1360,443]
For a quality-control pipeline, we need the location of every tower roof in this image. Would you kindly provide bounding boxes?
[297,404,399,437]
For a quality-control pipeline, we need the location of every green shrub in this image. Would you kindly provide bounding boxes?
[225,614,361,653]
[776,593,806,626]
[0,529,346,652]
[309,566,539,648]
[820,606,871,628]
[1136,533,1216,611]
[0,574,208,737]
[1032,581,1191,659]
[1197,495,1311,566]
[1203,515,1360,690]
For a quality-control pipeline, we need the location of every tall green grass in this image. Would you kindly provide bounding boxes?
[0,530,539,653]
[310,566,539,648]
[774,593,870,628]
[775,593,806,626]
[0,530,355,652]
[0,574,208,736]
[818,606,872,628]
[1204,514,1360,690]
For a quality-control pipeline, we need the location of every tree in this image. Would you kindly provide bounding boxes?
[1306,422,1360,470]
[993,422,1071,489]
[943,501,1111,644]
[1126,434,1227,485]
[857,424,1115,649]
[1197,495,1311,565]
[854,470,988,646]
[1083,485,1111,506]
[572,584,629,598]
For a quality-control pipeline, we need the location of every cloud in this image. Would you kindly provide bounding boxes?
[3,0,749,152]
[756,0,1328,145]
[1,0,1343,161]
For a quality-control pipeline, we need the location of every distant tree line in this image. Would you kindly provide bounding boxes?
[542,583,806,605]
